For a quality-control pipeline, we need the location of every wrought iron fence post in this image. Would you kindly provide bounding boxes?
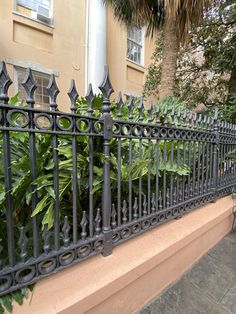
[212,108,219,202]
[99,65,114,256]
[0,62,15,266]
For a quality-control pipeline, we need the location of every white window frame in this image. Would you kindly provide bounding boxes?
[14,66,51,110]
[127,26,145,66]
[15,0,53,25]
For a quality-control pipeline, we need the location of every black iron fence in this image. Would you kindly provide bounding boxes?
[0,61,235,295]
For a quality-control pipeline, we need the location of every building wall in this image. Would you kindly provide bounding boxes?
[0,1,155,110]
[0,0,87,111]
[106,6,155,101]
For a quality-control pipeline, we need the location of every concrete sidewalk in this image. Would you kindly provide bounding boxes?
[139,232,236,314]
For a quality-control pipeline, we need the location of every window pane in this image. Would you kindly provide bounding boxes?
[127,26,143,64]
[15,67,50,109]
[16,0,53,23]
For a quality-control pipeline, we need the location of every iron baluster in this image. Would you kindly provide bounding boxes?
[212,108,219,201]
[18,226,28,263]
[122,200,128,224]
[22,68,39,257]
[147,102,153,215]
[80,211,88,240]
[47,74,60,250]
[133,197,138,220]
[128,97,134,222]
[163,139,167,208]
[0,62,15,266]
[99,65,114,256]
[201,141,206,194]
[62,216,70,247]
[155,140,160,211]
[68,79,79,243]
[85,83,95,238]
[143,194,147,216]
[111,204,117,229]
[95,208,102,236]
[138,99,144,218]
[151,193,156,212]
[116,92,124,226]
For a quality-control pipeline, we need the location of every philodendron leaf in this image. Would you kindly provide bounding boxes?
[45,159,54,170]
[31,195,50,217]
[0,192,5,205]
[0,295,13,313]
[45,186,55,200]
[42,203,54,229]
[12,291,24,305]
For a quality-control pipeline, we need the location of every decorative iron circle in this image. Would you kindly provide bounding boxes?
[0,275,12,292]
[77,244,91,258]
[196,133,202,140]
[59,251,75,266]
[112,122,121,135]
[158,214,165,222]
[179,206,184,213]
[94,239,104,252]
[112,232,120,243]
[7,109,29,128]
[38,258,57,275]
[15,266,36,284]
[76,118,90,133]
[34,113,53,130]
[121,228,131,239]
[56,115,73,131]
[150,217,157,225]
[174,129,181,138]
[192,132,197,140]
[181,130,187,139]
[152,127,160,138]
[168,129,174,138]
[202,133,206,141]
[142,220,150,229]
[172,208,179,216]
[143,127,151,137]
[131,223,141,234]
[121,124,132,136]
[133,125,142,137]
[187,131,192,139]
[166,211,172,219]
[94,121,104,134]
[160,128,167,138]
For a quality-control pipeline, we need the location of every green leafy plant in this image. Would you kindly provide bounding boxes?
[0,286,33,314]
[0,93,198,306]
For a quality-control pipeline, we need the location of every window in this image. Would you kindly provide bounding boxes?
[16,0,53,25]
[15,67,50,109]
[127,26,144,65]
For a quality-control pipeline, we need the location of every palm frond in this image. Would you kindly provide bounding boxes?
[103,0,213,43]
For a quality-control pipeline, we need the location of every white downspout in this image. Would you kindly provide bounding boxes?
[87,0,106,94]
[84,0,89,93]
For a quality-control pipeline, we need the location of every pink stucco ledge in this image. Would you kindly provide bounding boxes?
[13,195,234,314]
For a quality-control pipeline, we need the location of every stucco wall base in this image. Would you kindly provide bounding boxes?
[13,196,234,314]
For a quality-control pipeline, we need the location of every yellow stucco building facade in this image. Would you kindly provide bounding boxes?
[0,0,155,111]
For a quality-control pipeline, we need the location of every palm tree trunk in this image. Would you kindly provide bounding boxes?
[159,18,179,99]
[227,67,236,103]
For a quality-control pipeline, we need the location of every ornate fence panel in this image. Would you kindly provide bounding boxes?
[0,61,236,296]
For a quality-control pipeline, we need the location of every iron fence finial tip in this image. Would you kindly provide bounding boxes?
[98,65,114,99]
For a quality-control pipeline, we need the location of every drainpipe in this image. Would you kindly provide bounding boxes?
[86,0,106,94]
